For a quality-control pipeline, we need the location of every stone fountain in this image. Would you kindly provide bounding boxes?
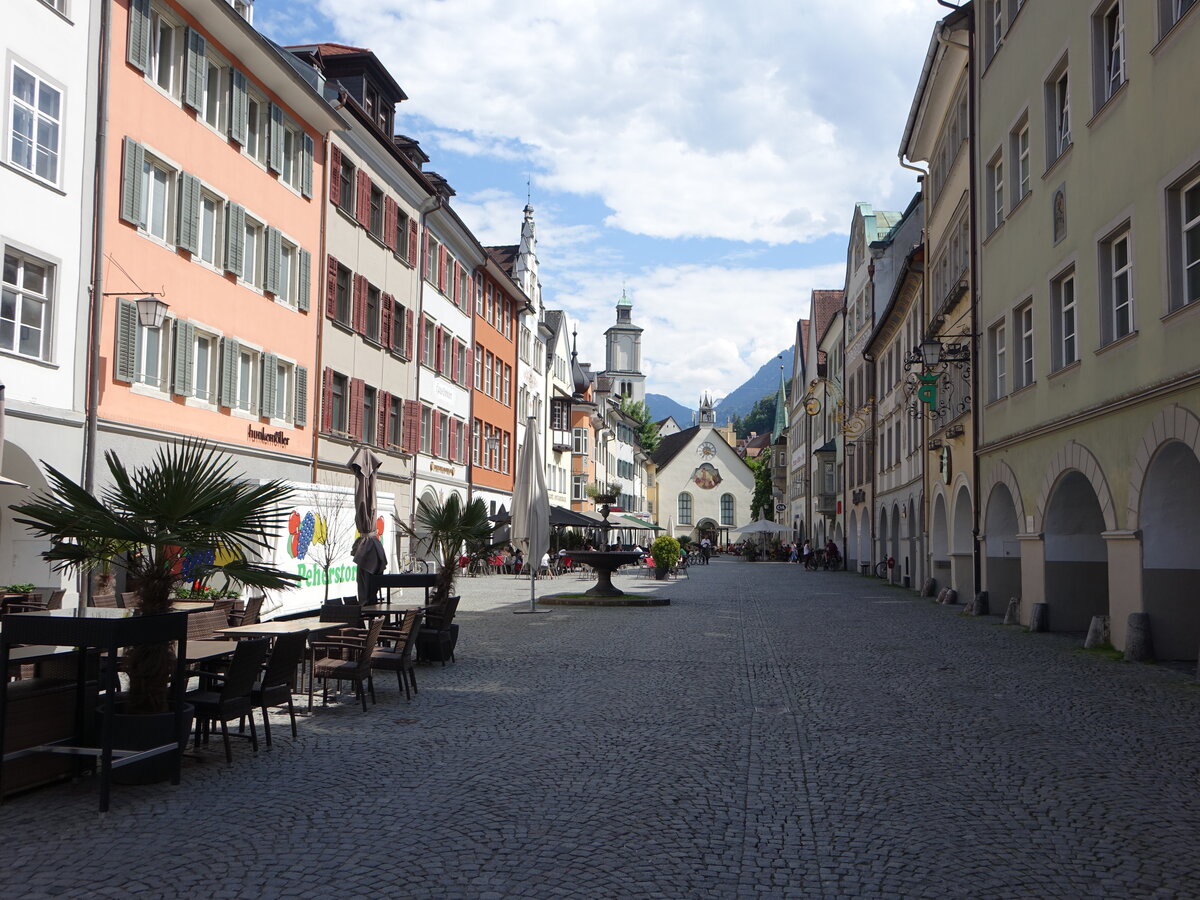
[568,496,643,597]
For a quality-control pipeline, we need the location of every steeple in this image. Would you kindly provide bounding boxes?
[513,203,540,306]
[699,393,716,425]
[602,286,645,403]
[770,363,788,442]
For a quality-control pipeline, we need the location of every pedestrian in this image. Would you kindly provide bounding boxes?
[802,540,813,570]
[788,543,798,564]
[700,536,711,565]
[513,548,524,575]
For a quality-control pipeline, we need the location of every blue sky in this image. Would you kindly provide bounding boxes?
[253,0,946,405]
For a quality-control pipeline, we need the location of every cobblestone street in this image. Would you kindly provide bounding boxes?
[4,559,1200,899]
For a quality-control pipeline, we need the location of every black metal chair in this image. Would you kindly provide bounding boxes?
[250,629,309,748]
[186,637,270,765]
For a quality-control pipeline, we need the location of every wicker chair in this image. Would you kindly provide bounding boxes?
[228,595,264,628]
[185,637,270,765]
[368,609,424,700]
[250,629,309,747]
[89,593,119,608]
[187,609,233,643]
[312,618,383,712]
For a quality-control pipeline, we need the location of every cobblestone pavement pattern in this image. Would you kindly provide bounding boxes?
[4,560,1200,899]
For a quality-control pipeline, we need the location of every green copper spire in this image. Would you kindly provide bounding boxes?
[771,362,788,442]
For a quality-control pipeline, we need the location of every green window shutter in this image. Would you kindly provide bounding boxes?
[301,135,314,198]
[126,0,151,73]
[219,337,240,408]
[294,365,308,427]
[297,248,312,312]
[177,172,201,254]
[268,103,284,174]
[172,321,195,396]
[224,203,245,276]
[119,137,144,226]
[183,29,207,111]
[264,227,281,295]
[115,299,138,382]
[261,352,278,419]
[230,69,248,144]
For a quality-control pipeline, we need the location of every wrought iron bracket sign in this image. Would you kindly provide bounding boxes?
[903,334,972,423]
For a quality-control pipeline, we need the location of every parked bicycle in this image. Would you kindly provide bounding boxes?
[398,553,430,575]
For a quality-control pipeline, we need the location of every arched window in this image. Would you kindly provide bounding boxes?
[678,492,693,525]
[720,493,735,525]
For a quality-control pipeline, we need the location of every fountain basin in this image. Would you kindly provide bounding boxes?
[567,550,646,597]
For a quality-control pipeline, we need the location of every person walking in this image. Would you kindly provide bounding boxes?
[801,540,813,570]
[788,543,798,564]
[700,536,711,565]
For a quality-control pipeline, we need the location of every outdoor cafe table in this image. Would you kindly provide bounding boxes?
[216,618,345,711]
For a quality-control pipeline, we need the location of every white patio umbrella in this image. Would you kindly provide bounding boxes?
[510,415,550,614]
[0,382,29,488]
[732,519,793,535]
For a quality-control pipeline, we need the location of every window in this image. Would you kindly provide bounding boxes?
[420,406,431,453]
[140,156,174,242]
[989,319,1007,401]
[368,184,383,238]
[493,356,502,398]
[985,0,1004,61]
[149,8,177,94]
[235,348,256,411]
[1168,171,1200,311]
[9,64,61,185]
[551,399,570,430]
[571,475,586,501]
[1015,300,1034,389]
[1100,228,1134,344]
[422,317,435,368]
[389,396,403,448]
[277,241,296,305]
[242,218,263,287]
[135,318,168,389]
[572,427,588,454]
[391,299,406,350]
[1,250,52,359]
[484,352,493,397]
[1046,63,1071,164]
[503,364,511,406]
[1095,1,1126,108]
[1051,268,1077,370]
[456,341,467,385]
[338,158,354,210]
[720,493,735,526]
[202,57,226,131]
[986,151,1004,232]
[326,266,348,326]
[474,343,483,389]
[440,331,452,377]
[196,192,222,266]
[472,419,481,464]
[437,412,449,458]
[330,372,348,433]
[245,91,267,164]
[272,360,290,420]
[425,236,440,285]
[502,432,510,474]
[1160,0,1198,37]
[362,385,376,446]
[396,207,411,263]
[1011,117,1030,204]
[678,492,693,525]
[365,285,380,343]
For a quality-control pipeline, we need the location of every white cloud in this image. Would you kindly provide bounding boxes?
[312,0,940,246]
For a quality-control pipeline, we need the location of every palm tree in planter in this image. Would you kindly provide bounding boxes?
[412,493,494,607]
[10,440,301,715]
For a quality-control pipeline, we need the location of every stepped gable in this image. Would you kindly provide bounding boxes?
[650,426,701,469]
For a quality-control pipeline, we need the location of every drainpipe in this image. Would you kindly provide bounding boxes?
[965,6,983,600]
[310,133,334,482]
[411,193,444,532]
[83,0,113,494]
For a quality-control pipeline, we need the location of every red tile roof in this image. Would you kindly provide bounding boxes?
[811,290,844,346]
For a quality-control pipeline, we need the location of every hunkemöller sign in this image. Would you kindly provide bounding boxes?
[248,424,290,446]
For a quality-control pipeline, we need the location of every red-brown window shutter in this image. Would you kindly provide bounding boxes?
[431,410,442,457]
[435,325,444,372]
[329,144,342,206]
[451,261,459,306]
[377,390,390,448]
[405,308,414,359]
[466,345,474,383]
[451,340,459,384]
[352,275,367,334]
[380,293,394,350]
[438,246,447,293]
[321,367,333,432]
[356,171,371,227]
[348,378,365,441]
[383,196,397,250]
[325,255,339,320]
[402,399,420,452]
[408,220,419,266]
[465,273,473,311]
[418,313,426,364]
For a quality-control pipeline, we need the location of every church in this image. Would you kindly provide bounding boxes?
[650,395,756,546]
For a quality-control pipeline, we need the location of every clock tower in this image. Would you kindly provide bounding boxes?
[602,289,645,404]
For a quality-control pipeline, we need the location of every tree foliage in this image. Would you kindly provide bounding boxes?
[748,449,776,521]
[732,394,777,440]
[618,397,661,453]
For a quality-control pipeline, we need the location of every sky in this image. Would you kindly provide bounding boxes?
[253,0,947,407]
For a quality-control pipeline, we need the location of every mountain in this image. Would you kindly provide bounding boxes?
[646,393,695,427]
[712,346,794,424]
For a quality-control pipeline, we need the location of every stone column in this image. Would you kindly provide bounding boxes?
[1016,533,1045,628]
[1102,530,1142,652]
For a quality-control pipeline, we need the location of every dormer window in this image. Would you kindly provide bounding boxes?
[363,83,392,134]
[227,0,252,23]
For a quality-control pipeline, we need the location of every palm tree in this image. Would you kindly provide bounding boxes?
[10,440,301,714]
[412,493,493,606]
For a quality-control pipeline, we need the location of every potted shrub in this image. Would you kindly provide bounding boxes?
[586,481,622,505]
[650,535,681,580]
[413,492,494,608]
[11,440,301,775]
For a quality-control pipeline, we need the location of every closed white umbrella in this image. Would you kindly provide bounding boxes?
[349,446,387,603]
[510,415,550,614]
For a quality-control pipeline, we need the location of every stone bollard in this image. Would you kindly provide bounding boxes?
[1003,597,1020,625]
[935,587,948,604]
[1125,612,1154,662]
[1028,602,1049,632]
[945,588,959,605]
[922,578,937,598]
[1083,615,1110,649]
[972,591,989,616]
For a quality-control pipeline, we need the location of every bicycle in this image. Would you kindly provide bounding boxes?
[398,554,429,575]
[874,560,889,578]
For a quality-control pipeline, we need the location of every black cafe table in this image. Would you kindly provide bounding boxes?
[368,573,438,606]
[0,607,189,812]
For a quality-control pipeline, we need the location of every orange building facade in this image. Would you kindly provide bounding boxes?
[471,252,521,515]
[95,0,341,483]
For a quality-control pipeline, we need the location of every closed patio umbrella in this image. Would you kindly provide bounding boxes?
[348,446,387,604]
[510,416,550,614]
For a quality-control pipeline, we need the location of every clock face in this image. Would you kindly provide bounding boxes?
[697,441,717,460]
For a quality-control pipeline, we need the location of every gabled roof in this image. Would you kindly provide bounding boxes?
[485,245,519,276]
[811,290,844,347]
[650,426,701,468]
